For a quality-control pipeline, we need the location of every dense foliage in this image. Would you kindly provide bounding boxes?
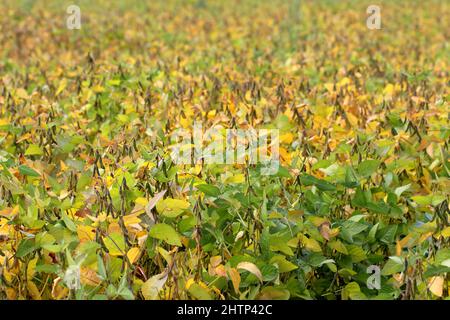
[0,0,449,300]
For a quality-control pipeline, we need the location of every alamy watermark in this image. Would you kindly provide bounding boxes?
[63,265,81,290]
[366,265,381,290]
[66,5,81,30]
[168,122,280,175]
[366,5,381,30]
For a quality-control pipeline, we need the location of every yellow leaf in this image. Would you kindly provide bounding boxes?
[92,85,105,93]
[135,197,148,206]
[439,226,450,238]
[225,174,245,184]
[383,83,395,97]
[419,231,434,244]
[398,234,415,248]
[156,198,190,218]
[141,272,168,300]
[16,88,29,100]
[347,113,359,127]
[77,225,95,243]
[227,267,241,294]
[27,281,42,300]
[55,79,67,96]
[0,206,19,218]
[324,83,335,93]
[279,147,291,163]
[337,77,351,88]
[287,237,299,247]
[123,213,142,226]
[209,256,222,268]
[58,190,70,200]
[27,257,38,280]
[0,118,10,126]
[185,278,195,290]
[127,247,141,264]
[308,216,329,227]
[25,144,44,156]
[6,287,16,300]
[280,132,294,144]
[428,276,444,297]
[299,234,322,253]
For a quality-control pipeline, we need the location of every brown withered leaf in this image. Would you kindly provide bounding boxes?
[75,207,91,218]
[319,221,332,241]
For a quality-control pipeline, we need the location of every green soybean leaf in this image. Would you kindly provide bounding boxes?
[149,223,182,246]
[19,165,40,177]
